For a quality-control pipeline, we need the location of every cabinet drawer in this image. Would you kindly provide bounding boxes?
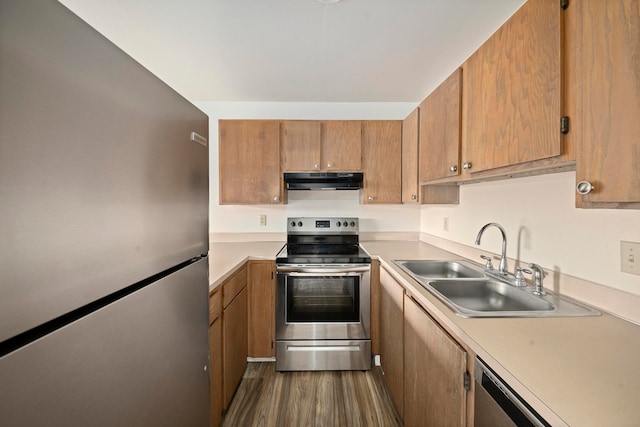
[223,265,247,308]
[209,287,222,325]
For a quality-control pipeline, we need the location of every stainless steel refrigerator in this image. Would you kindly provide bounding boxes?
[0,1,210,425]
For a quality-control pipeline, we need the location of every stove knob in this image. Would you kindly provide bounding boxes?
[336,221,341,227]
[343,222,348,227]
[350,221,356,227]
[298,221,303,227]
[290,221,296,227]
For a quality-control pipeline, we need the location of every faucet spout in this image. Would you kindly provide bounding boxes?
[475,222,508,275]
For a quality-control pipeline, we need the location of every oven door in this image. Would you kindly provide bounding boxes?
[276,265,371,341]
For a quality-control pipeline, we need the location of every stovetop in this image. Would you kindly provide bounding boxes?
[275,244,371,265]
[277,217,370,264]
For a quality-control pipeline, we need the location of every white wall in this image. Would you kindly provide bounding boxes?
[197,101,420,235]
[421,171,640,295]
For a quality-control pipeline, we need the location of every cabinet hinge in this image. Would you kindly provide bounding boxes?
[271,271,274,280]
[271,341,274,349]
[561,0,569,10]
[463,371,471,391]
[560,116,570,134]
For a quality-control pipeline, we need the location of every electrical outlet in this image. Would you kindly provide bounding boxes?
[259,214,267,226]
[621,241,640,275]
[443,217,449,232]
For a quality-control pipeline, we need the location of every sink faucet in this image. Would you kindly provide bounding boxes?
[475,223,508,276]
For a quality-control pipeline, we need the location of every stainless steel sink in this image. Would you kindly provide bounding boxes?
[394,259,485,279]
[429,279,554,313]
[392,259,600,318]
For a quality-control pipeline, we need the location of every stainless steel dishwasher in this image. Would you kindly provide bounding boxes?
[474,357,551,427]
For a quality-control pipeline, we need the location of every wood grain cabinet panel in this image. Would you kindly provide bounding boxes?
[281,120,362,172]
[281,121,321,172]
[321,120,363,171]
[404,295,467,427]
[572,0,640,206]
[223,287,248,409]
[219,120,283,204]
[463,0,562,173]
[362,121,402,204]
[380,267,405,418]
[248,260,276,358]
[209,318,223,427]
[419,68,462,182]
[402,108,420,204]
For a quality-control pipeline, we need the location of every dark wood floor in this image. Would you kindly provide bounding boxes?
[222,362,403,427]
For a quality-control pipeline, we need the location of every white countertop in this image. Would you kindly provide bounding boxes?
[207,239,640,426]
[362,240,640,427]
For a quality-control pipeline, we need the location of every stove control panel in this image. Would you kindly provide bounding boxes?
[287,217,359,234]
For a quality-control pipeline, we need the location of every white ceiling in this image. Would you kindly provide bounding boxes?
[58,0,525,103]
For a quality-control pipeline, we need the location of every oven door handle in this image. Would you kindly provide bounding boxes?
[276,265,370,274]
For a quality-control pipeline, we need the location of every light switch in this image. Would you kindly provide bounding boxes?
[621,241,640,276]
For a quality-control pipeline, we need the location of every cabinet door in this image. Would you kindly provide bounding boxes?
[573,0,640,205]
[380,267,405,418]
[404,295,466,427]
[321,121,362,171]
[223,287,248,409]
[248,260,275,358]
[219,120,282,204]
[463,0,561,173]
[209,318,223,427]
[419,68,462,181]
[362,121,402,204]
[281,121,321,172]
[402,108,420,203]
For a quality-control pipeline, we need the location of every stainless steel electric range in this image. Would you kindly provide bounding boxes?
[275,217,371,371]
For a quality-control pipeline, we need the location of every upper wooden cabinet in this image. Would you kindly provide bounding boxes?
[281,120,362,172]
[572,0,640,207]
[462,0,563,174]
[322,121,363,171]
[419,68,462,182]
[219,120,283,204]
[362,121,402,204]
[401,108,419,204]
[280,121,321,172]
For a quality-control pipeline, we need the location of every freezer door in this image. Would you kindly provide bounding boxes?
[0,0,209,342]
[0,258,209,427]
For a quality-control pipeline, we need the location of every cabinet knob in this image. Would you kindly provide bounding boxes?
[327,162,333,168]
[449,165,457,172]
[463,162,472,170]
[411,194,417,200]
[576,181,595,195]
[368,196,374,201]
[273,196,279,202]
[314,163,320,169]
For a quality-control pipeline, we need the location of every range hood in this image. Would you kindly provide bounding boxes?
[284,172,363,190]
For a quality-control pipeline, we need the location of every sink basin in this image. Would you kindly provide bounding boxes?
[429,279,554,313]
[392,259,600,318]
[394,259,485,279]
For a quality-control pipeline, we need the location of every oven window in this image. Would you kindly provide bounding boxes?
[286,276,360,323]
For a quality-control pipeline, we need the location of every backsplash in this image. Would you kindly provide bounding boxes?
[420,171,640,296]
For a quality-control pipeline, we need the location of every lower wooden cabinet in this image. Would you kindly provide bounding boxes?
[209,317,222,427]
[404,294,467,427]
[223,286,248,409]
[380,267,405,418]
[248,260,276,358]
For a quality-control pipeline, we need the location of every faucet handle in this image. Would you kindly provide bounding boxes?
[514,267,532,287]
[480,255,494,270]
